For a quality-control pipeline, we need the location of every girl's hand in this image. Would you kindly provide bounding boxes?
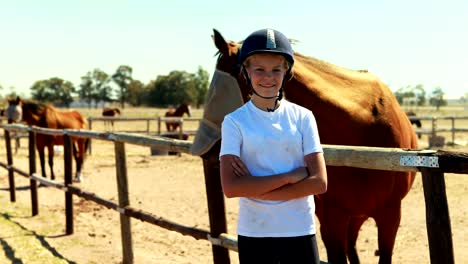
[231,156,251,178]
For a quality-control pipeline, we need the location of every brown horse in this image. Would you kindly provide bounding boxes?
[191,29,418,263]
[406,111,422,139]
[164,103,191,132]
[102,107,121,131]
[6,97,89,182]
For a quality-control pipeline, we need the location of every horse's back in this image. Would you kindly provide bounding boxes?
[45,107,87,130]
[291,53,417,216]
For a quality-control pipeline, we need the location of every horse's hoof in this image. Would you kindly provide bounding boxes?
[73,177,82,183]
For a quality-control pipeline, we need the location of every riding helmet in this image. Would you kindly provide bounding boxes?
[238,28,294,69]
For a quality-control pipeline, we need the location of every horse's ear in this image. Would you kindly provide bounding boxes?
[213,29,229,55]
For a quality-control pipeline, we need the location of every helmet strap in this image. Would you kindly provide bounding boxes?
[242,67,287,112]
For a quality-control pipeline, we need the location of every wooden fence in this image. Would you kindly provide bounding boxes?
[409,116,468,147]
[1,123,468,264]
[87,116,201,154]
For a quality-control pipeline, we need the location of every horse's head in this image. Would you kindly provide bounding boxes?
[115,108,121,115]
[6,96,23,124]
[190,29,247,156]
[213,29,252,103]
[181,103,191,117]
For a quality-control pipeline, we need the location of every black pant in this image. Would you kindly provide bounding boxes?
[238,234,320,264]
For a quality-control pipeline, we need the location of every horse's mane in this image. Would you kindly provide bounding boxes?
[293,52,370,79]
[22,100,50,116]
[216,38,369,81]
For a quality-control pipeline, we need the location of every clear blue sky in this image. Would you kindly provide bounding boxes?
[1,0,467,99]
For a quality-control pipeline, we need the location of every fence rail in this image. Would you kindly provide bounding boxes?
[409,116,468,146]
[1,123,467,264]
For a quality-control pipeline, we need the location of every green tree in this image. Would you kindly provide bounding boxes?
[146,70,197,107]
[413,84,426,106]
[30,77,75,107]
[111,65,133,108]
[127,79,146,106]
[78,69,113,108]
[394,85,415,105]
[428,87,447,110]
[193,66,210,108]
[78,73,95,107]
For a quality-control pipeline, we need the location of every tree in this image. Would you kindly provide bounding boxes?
[127,80,146,106]
[146,70,197,107]
[111,65,133,108]
[428,87,447,110]
[193,66,210,108]
[30,77,75,107]
[394,84,427,107]
[394,85,415,105]
[78,69,113,108]
[412,84,426,106]
[78,73,95,107]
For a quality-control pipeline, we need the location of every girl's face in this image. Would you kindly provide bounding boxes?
[244,53,288,98]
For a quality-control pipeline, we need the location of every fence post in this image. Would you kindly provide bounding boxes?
[451,117,455,144]
[202,141,230,264]
[429,117,437,148]
[114,141,134,264]
[64,134,74,235]
[4,130,16,202]
[157,117,161,135]
[421,168,454,264]
[28,131,39,216]
[88,118,93,155]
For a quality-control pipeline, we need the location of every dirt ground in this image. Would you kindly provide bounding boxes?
[0,136,467,264]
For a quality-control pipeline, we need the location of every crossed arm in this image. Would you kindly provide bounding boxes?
[220,152,327,200]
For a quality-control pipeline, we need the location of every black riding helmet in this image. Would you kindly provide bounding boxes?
[238,28,295,74]
[238,29,295,111]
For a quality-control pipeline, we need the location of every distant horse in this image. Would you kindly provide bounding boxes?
[3,102,22,153]
[191,29,418,263]
[6,97,89,182]
[406,111,422,139]
[102,107,121,131]
[164,103,191,132]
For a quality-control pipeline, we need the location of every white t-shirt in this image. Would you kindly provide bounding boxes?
[220,100,323,237]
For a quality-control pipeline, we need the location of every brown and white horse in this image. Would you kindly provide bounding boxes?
[6,97,89,182]
[191,29,418,264]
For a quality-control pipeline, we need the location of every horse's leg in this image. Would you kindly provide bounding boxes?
[318,204,349,264]
[14,133,20,154]
[165,122,170,132]
[47,144,55,180]
[38,145,47,178]
[347,216,368,264]
[374,202,401,264]
[16,137,20,153]
[72,139,86,182]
